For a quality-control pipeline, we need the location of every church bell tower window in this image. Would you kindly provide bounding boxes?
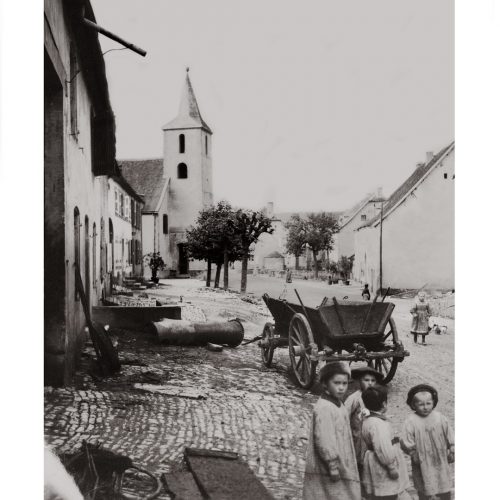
[179,134,185,153]
[177,163,188,179]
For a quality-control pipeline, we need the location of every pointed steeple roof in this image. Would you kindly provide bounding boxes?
[162,68,212,134]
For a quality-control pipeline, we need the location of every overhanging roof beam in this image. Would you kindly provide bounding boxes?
[82,18,147,57]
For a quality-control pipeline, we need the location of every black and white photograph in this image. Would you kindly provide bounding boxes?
[3,0,499,498]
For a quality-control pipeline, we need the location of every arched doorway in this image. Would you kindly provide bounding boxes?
[178,243,189,275]
[74,207,80,300]
[109,218,114,294]
[44,48,66,386]
[92,222,97,291]
[84,216,90,301]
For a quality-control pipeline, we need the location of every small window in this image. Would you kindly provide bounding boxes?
[114,189,119,215]
[444,173,448,179]
[120,193,124,217]
[136,205,141,229]
[135,240,141,265]
[177,163,188,179]
[205,136,208,155]
[179,134,185,153]
[361,214,367,221]
[163,214,169,234]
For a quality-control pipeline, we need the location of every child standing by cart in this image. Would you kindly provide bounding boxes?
[360,386,410,500]
[401,384,455,500]
[410,291,432,345]
[344,367,384,475]
[303,362,361,500]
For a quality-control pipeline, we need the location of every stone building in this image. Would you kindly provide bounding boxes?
[331,191,385,263]
[353,142,455,292]
[108,174,144,284]
[44,0,119,385]
[121,70,213,277]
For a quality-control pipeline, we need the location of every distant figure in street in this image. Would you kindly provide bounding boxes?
[302,362,361,500]
[360,386,410,500]
[362,284,370,301]
[401,384,455,500]
[344,367,383,477]
[286,268,292,283]
[410,291,432,345]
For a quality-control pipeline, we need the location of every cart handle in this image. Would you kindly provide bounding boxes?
[332,297,348,335]
[294,289,313,326]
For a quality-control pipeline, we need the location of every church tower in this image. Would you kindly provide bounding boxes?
[162,69,213,274]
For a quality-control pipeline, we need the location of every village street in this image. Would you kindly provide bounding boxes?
[44,276,454,499]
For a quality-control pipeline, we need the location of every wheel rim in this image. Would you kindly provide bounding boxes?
[261,323,275,367]
[288,313,317,389]
[368,317,399,384]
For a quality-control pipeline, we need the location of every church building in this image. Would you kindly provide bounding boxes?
[120,70,213,277]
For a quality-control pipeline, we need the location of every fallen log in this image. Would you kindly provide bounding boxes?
[151,318,244,347]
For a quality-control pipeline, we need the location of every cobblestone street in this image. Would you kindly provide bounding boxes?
[44,278,454,499]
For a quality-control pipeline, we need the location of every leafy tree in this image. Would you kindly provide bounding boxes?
[286,213,339,278]
[304,212,339,278]
[338,255,354,281]
[186,201,240,288]
[285,214,307,270]
[233,209,274,293]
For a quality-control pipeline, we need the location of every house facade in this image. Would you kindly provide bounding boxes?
[353,142,455,291]
[108,174,144,284]
[44,0,119,386]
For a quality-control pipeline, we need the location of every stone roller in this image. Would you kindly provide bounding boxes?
[151,318,244,347]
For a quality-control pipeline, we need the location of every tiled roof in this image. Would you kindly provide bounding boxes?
[111,173,144,204]
[359,141,455,229]
[339,192,381,230]
[162,72,212,134]
[118,159,165,212]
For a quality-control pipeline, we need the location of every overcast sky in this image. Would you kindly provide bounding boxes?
[92,0,453,213]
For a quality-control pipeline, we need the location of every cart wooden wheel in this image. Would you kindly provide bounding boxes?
[288,313,318,389]
[261,322,276,367]
[368,317,399,384]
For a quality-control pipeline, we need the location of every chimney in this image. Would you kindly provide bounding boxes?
[376,187,383,199]
[416,162,425,169]
[266,202,274,217]
[426,151,434,163]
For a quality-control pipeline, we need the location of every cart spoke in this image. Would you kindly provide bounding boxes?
[296,355,304,370]
[300,356,309,379]
[381,358,390,374]
[292,333,302,345]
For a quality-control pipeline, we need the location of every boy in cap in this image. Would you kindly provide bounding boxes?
[302,362,361,500]
[344,366,384,476]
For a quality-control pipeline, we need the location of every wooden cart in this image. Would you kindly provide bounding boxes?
[259,293,409,389]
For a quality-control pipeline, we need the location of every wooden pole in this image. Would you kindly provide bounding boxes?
[379,201,383,294]
[82,18,147,57]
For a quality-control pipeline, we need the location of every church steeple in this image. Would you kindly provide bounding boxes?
[162,68,212,134]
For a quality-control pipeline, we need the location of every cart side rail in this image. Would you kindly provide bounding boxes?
[318,301,395,338]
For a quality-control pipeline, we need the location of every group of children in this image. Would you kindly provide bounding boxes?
[303,362,454,500]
